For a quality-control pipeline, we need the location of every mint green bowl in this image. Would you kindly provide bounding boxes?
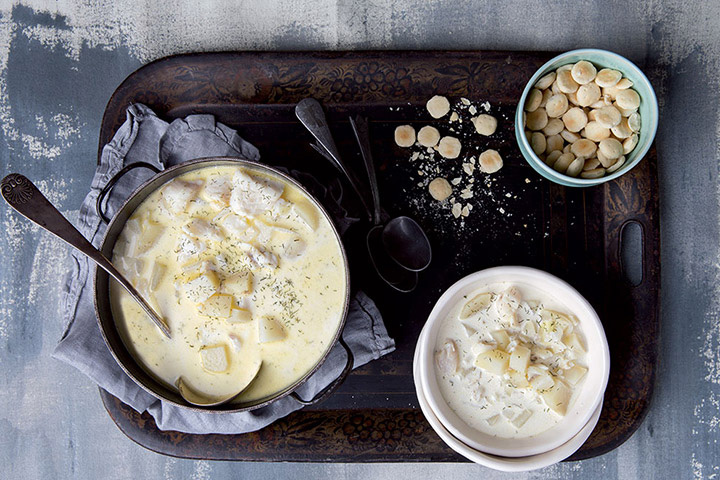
[515,49,659,187]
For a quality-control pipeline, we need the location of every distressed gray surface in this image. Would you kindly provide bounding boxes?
[0,1,718,478]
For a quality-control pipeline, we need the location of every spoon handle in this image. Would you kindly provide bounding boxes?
[295,99,342,164]
[295,98,372,220]
[349,115,381,225]
[1,173,171,338]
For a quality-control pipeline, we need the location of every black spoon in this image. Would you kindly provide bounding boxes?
[349,116,432,292]
[294,99,431,292]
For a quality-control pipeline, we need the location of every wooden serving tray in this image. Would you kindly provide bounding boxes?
[98,51,660,462]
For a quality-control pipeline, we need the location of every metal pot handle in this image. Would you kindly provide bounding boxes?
[290,336,354,406]
[96,162,161,223]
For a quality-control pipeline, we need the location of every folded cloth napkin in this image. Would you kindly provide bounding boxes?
[54,103,395,434]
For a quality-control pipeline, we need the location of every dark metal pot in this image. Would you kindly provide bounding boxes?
[93,157,353,412]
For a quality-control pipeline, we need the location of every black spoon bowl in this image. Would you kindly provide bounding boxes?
[366,225,419,293]
[382,216,432,272]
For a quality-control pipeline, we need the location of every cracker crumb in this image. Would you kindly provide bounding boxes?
[452,203,462,218]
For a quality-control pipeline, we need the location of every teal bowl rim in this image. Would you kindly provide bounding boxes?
[514,49,659,187]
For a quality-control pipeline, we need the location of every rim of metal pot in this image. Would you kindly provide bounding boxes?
[93,157,352,413]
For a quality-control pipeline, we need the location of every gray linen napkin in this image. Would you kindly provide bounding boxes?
[54,103,395,434]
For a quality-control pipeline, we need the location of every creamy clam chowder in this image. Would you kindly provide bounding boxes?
[434,283,588,438]
[110,164,347,403]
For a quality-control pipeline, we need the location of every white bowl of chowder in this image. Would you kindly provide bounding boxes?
[416,266,609,457]
[413,325,603,471]
[93,158,350,411]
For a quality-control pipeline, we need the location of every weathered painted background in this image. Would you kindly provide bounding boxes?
[1,1,718,478]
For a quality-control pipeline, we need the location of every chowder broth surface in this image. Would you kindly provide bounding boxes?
[434,282,588,438]
[110,164,346,403]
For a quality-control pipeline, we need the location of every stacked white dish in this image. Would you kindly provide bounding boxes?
[412,266,610,472]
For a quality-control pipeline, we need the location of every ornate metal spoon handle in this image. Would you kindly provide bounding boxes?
[349,115,381,225]
[295,98,372,220]
[1,173,171,338]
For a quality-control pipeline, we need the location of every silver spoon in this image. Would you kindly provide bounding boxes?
[1,173,171,338]
[176,359,262,407]
[295,98,373,221]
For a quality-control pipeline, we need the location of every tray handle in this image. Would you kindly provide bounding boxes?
[619,220,644,286]
[290,336,354,406]
[96,162,161,223]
